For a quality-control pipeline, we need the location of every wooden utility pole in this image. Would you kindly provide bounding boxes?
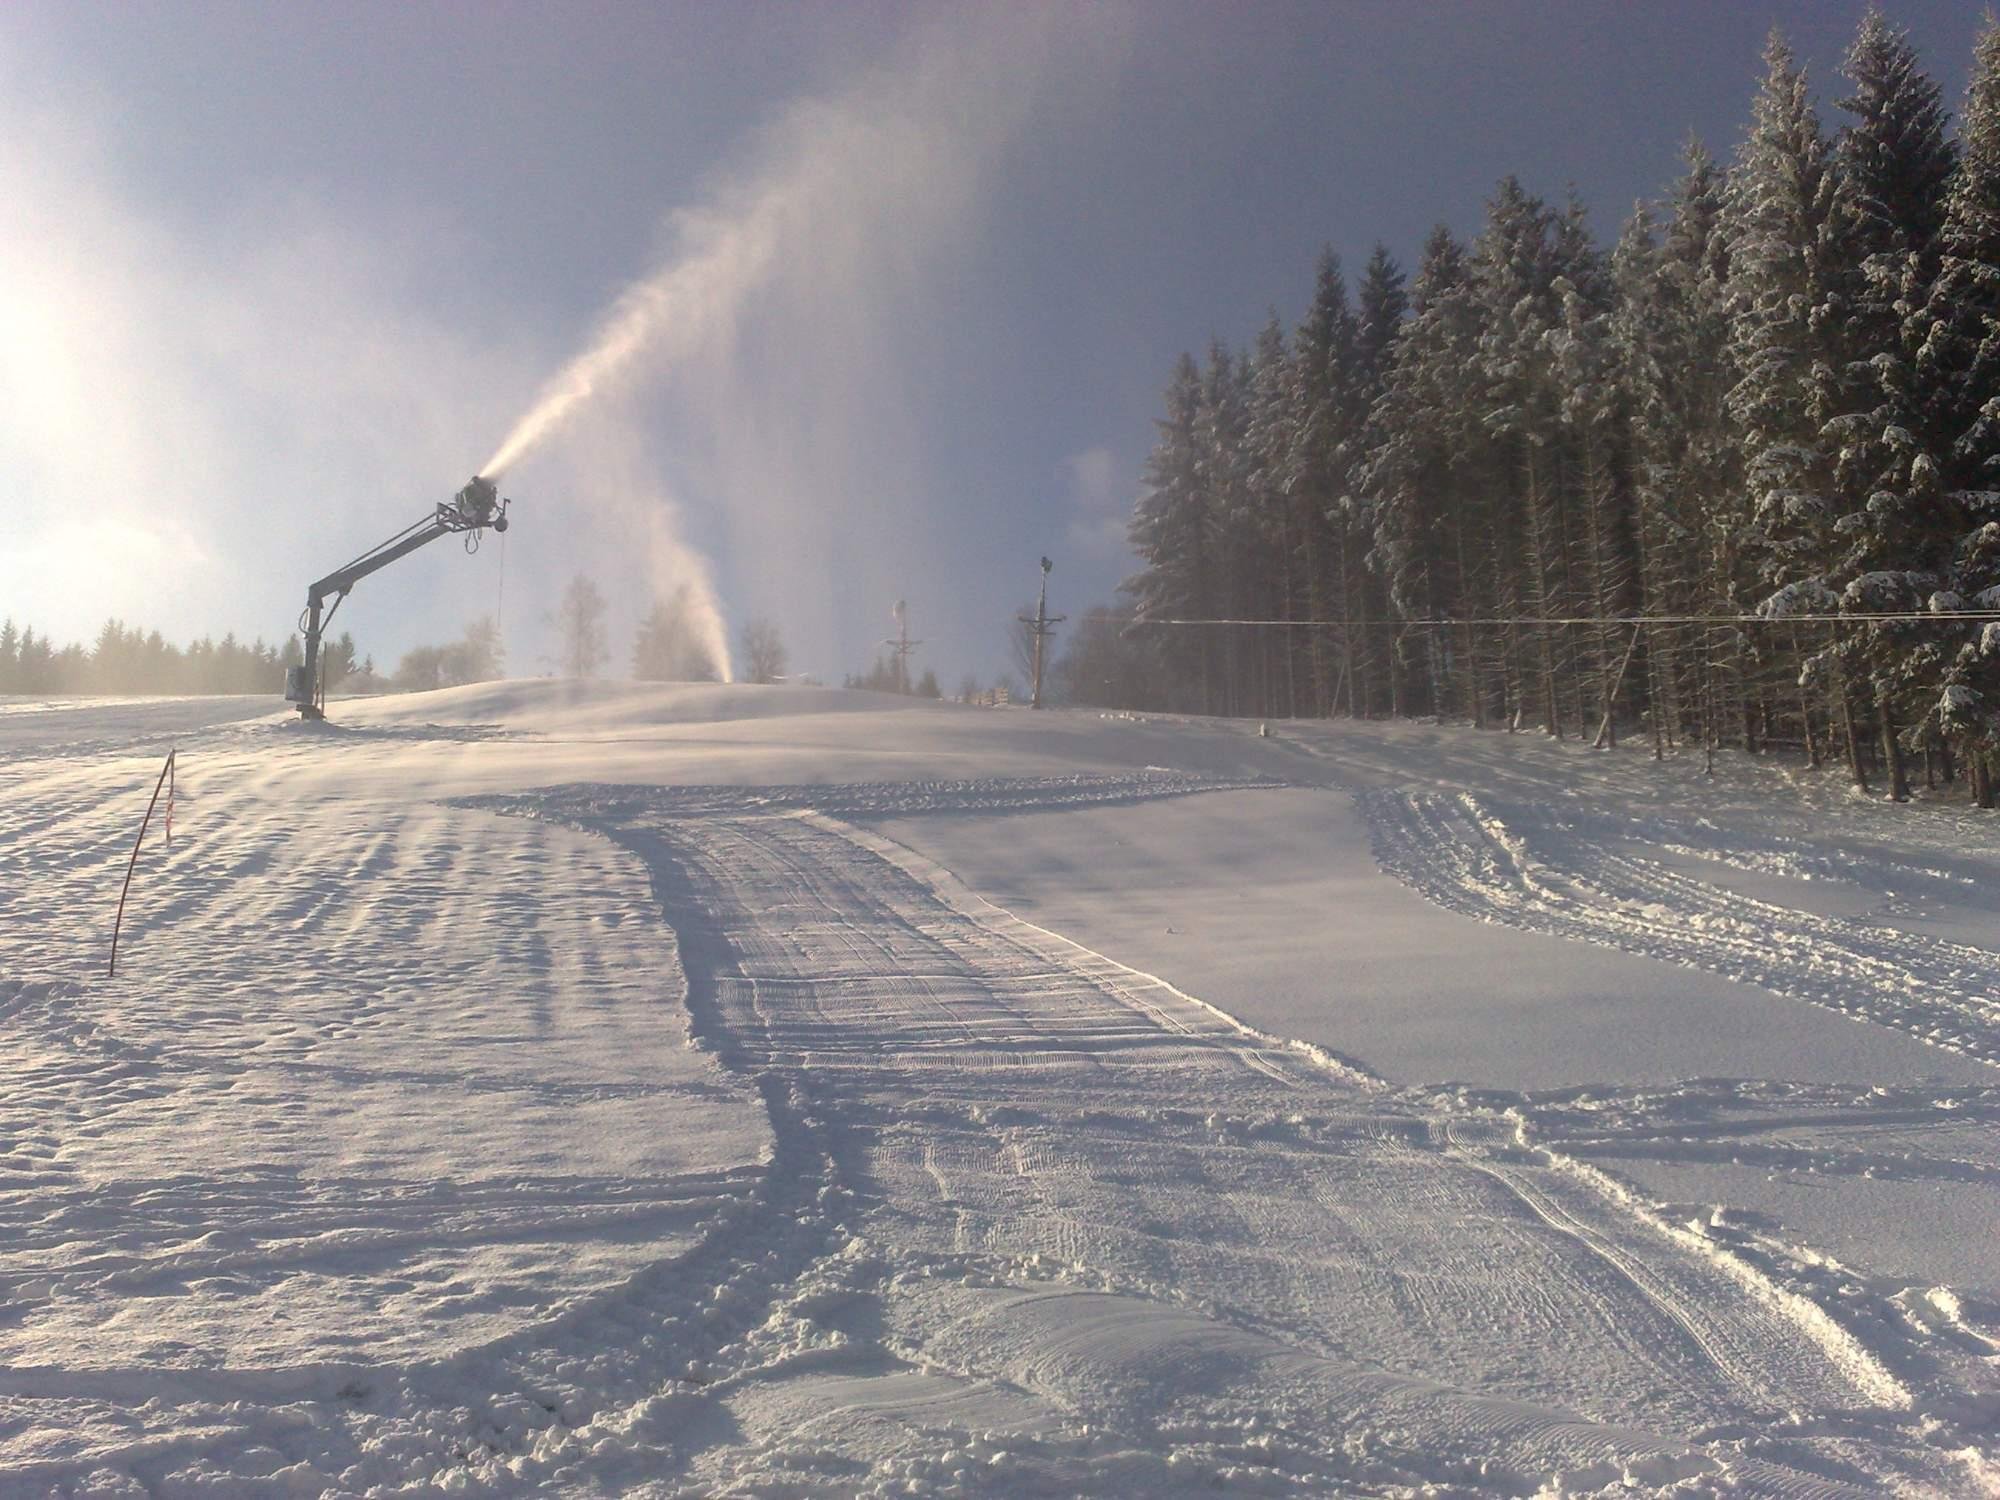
[1018,557,1066,709]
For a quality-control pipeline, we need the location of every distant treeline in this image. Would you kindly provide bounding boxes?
[1077,14,2000,806]
[846,656,941,698]
[2,584,784,700]
[0,619,292,696]
[0,617,495,699]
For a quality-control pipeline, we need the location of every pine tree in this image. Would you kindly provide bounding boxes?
[323,632,360,692]
[1244,313,1301,715]
[1125,353,1214,712]
[1288,251,1362,716]
[1727,32,1852,771]
[1821,6,1958,797]
[22,628,62,693]
[1470,177,1571,733]
[1367,227,1482,720]
[1347,245,1409,716]
[1550,200,1639,745]
[1836,7,1955,266]
[1197,339,1254,715]
[1051,606,1168,711]
[1356,246,1410,387]
[1616,142,1749,761]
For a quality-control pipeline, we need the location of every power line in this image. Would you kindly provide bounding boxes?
[1127,611,2000,629]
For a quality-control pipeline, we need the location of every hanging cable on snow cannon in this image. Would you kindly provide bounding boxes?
[285,476,513,720]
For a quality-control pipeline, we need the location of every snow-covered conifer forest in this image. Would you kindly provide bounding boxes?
[1116,16,2000,807]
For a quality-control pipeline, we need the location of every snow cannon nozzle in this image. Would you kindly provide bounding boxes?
[452,475,509,532]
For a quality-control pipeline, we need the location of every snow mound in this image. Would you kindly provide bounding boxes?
[334,678,938,733]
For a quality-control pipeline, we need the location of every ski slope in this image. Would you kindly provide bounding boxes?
[0,683,1993,1496]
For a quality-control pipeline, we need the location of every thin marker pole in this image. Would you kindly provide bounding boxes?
[108,748,175,979]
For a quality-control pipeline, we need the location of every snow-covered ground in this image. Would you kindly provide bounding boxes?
[1,683,1993,1495]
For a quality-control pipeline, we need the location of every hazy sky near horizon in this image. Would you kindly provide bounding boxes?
[0,1,1986,688]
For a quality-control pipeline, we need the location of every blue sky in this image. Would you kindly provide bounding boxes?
[0,2,1985,687]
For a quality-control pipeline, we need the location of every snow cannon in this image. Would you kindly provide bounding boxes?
[286,474,517,720]
[454,475,508,532]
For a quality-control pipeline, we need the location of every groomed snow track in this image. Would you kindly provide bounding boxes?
[0,751,1987,1494]
[400,776,1959,1496]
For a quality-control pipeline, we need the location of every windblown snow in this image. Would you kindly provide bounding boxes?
[1,682,1994,1496]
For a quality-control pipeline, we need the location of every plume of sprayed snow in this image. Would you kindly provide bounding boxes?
[480,31,990,484]
[482,6,1113,679]
[480,192,776,481]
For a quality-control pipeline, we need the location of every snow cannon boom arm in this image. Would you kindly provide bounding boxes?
[286,476,512,720]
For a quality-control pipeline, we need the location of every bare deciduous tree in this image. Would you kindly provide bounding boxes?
[741,617,788,684]
[1007,607,1038,685]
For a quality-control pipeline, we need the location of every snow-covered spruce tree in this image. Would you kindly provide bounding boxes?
[1287,250,1363,716]
[1667,144,1763,764]
[1726,32,1856,775]
[1245,313,1305,716]
[1233,343,1279,715]
[1561,194,1647,743]
[1124,352,1214,713]
[1347,245,1410,717]
[1612,201,1684,754]
[1469,177,1571,734]
[1356,246,1410,390]
[1550,200,1641,747]
[1617,141,1752,761]
[1435,215,1511,731]
[1819,6,1958,798]
[1365,227,1484,721]
[1196,338,1255,717]
[1906,16,2000,804]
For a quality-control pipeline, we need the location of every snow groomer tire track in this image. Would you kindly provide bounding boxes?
[1361,787,2000,1066]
